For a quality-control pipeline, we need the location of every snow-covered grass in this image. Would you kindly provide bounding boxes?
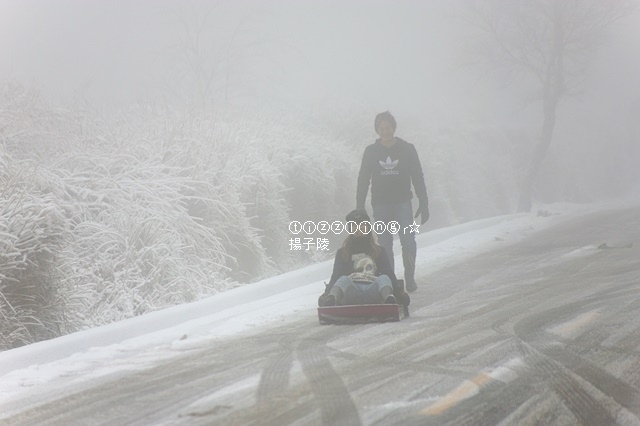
[0,82,360,348]
[0,201,621,405]
[0,151,69,348]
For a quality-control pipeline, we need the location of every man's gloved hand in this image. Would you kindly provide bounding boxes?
[414,202,430,225]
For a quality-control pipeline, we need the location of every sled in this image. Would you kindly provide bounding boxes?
[318,303,403,325]
[317,279,409,325]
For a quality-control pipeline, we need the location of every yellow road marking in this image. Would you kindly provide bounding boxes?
[549,311,601,337]
[420,372,491,415]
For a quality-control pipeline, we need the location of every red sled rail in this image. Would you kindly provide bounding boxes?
[318,304,402,325]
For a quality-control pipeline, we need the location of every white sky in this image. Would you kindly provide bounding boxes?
[1,1,638,118]
[0,1,539,117]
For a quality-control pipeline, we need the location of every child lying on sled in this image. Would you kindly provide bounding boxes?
[318,209,409,308]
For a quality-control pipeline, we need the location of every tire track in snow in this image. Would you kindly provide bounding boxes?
[255,334,294,405]
[513,300,640,422]
[296,328,362,426]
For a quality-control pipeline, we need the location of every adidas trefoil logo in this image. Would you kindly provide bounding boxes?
[379,156,398,170]
[379,156,400,175]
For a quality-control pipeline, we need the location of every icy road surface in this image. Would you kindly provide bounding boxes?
[1,205,639,425]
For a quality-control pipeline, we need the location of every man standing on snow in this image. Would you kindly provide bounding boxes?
[356,111,429,292]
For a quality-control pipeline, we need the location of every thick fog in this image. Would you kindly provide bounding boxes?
[1,0,639,346]
[0,1,458,119]
[2,1,639,124]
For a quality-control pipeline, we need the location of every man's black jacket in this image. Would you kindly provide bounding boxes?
[356,138,428,208]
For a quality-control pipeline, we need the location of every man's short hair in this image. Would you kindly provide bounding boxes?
[375,111,397,132]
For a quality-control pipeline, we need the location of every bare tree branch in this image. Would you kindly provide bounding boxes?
[460,0,635,211]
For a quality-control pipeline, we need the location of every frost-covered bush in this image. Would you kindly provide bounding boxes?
[0,82,363,346]
[0,81,96,162]
[0,151,70,349]
[46,152,248,328]
[93,106,358,271]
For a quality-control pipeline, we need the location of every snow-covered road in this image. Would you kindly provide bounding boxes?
[1,203,639,425]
